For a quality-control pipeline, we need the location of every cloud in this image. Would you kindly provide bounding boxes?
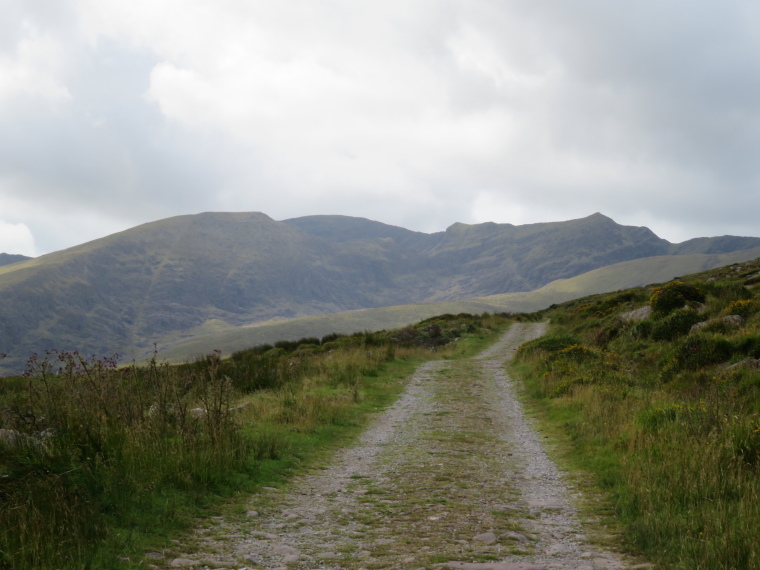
[0,220,37,256]
[0,20,71,107]
[1,0,759,252]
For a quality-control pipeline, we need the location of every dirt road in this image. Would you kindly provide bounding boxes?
[158,323,649,570]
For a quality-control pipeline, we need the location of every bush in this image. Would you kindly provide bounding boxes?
[546,344,600,365]
[723,299,758,319]
[320,332,345,344]
[628,319,654,339]
[675,333,734,370]
[650,309,705,341]
[701,281,753,303]
[649,281,705,316]
[733,334,760,359]
[0,350,248,569]
[515,333,581,359]
[595,319,625,346]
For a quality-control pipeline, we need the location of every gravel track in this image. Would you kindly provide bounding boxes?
[156,323,650,570]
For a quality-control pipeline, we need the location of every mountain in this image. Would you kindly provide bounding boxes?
[0,211,758,374]
[153,245,760,364]
[0,253,32,267]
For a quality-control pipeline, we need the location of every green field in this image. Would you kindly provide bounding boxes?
[0,312,522,569]
[513,257,760,569]
[153,246,760,366]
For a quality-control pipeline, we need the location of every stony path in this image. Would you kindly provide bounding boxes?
[155,323,651,570]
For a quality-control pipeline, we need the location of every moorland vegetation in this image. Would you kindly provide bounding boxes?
[3,211,760,376]
[4,247,760,569]
[515,257,760,569]
[0,312,519,569]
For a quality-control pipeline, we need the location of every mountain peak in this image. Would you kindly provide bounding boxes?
[1,211,759,375]
[579,212,617,225]
[0,253,33,267]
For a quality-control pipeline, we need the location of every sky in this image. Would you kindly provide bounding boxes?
[1,0,759,256]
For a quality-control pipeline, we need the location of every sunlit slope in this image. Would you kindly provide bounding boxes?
[155,247,760,363]
[0,253,31,267]
[153,300,507,362]
[484,245,760,305]
[1,210,759,374]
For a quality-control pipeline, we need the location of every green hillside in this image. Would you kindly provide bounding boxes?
[0,305,518,569]
[155,246,760,365]
[1,211,759,375]
[5,248,760,568]
[514,256,760,568]
[0,253,31,267]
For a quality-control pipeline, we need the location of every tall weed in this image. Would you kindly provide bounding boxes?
[0,312,509,568]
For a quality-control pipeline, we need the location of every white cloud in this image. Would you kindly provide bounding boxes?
[0,21,71,109]
[0,0,759,254]
[0,220,37,257]
[81,3,518,188]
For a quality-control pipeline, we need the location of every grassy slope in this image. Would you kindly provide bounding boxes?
[153,246,760,365]
[0,313,513,569]
[515,245,760,297]
[4,211,760,376]
[0,254,32,267]
[513,256,760,569]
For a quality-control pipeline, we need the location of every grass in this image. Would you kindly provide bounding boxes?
[0,311,522,569]
[189,330,538,569]
[330,349,533,567]
[512,257,760,569]
[140,246,760,368]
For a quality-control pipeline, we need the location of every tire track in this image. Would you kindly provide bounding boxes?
[156,323,649,570]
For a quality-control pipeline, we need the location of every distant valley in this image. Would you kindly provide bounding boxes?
[1,211,759,374]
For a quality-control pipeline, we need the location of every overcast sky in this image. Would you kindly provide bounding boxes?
[1,0,759,256]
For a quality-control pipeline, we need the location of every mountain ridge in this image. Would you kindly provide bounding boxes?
[1,211,759,374]
[149,245,760,365]
[0,253,32,267]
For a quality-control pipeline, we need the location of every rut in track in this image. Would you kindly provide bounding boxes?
[156,323,650,570]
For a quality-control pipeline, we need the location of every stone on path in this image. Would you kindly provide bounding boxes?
[473,532,499,544]
[527,499,566,511]
[440,562,545,570]
[504,531,529,543]
[169,559,196,567]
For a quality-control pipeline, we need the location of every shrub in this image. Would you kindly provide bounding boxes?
[0,350,249,569]
[394,326,421,346]
[649,281,705,316]
[595,319,625,346]
[723,299,758,319]
[733,334,760,359]
[546,344,600,365]
[550,375,595,397]
[516,333,581,359]
[701,281,753,302]
[628,319,654,339]
[674,333,733,370]
[320,332,345,344]
[650,309,704,341]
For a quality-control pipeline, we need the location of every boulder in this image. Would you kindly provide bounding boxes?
[726,359,760,371]
[621,306,651,322]
[723,314,744,327]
